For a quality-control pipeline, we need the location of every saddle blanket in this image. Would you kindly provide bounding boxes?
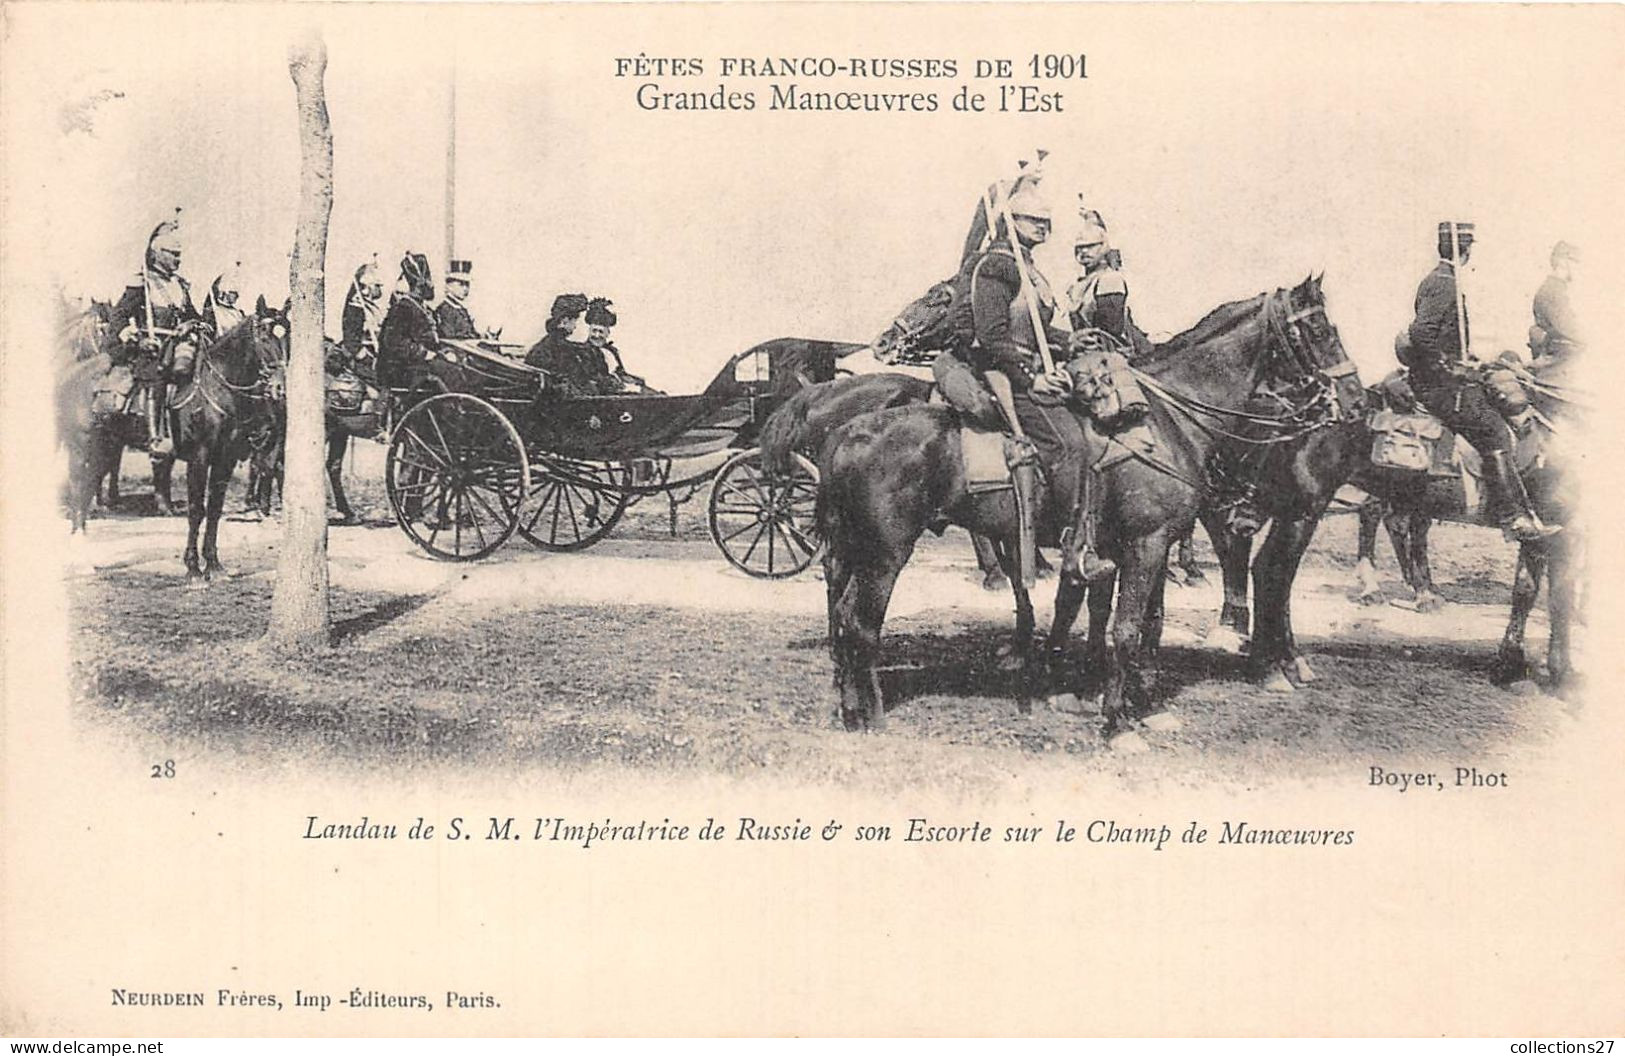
[961,427,1016,494]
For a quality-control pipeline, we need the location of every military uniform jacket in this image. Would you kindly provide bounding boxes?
[953,240,1063,392]
[1532,275,1583,355]
[1406,261,1469,375]
[105,272,199,355]
[434,297,479,341]
[1067,265,1130,339]
[377,294,439,389]
[342,295,384,357]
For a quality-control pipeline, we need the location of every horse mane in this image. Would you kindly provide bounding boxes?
[1133,291,1268,372]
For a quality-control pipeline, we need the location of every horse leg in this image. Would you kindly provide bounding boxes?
[1145,563,1169,660]
[1253,514,1322,689]
[202,460,232,577]
[328,431,356,523]
[184,460,206,587]
[153,454,177,516]
[1102,534,1171,737]
[1013,580,1036,715]
[1408,515,1443,612]
[1354,500,1386,605]
[1544,543,1576,693]
[1176,528,1205,584]
[970,532,1007,591]
[106,444,123,507]
[834,560,902,731]
[1045,571,1089,694]
[1493,545,1542,685]
[1204,509,1252,652]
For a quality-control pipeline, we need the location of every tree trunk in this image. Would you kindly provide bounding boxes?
[265,33,334,654]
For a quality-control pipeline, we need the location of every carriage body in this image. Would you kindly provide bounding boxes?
[382,336,853,573]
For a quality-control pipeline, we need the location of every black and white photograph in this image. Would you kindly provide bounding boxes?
[3,1,1622,1039]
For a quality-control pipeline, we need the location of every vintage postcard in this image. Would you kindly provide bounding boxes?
[2,1,1622,1038]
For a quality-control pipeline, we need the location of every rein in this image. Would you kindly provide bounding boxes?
[1127,290,1344,448]
[170,322,284,420]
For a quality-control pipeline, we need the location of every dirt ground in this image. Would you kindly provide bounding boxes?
[63,444,1584,795]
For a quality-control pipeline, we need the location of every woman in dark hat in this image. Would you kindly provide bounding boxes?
[525,293,617,397]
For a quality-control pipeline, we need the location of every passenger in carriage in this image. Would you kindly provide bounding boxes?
[1406,221,1560,543]
[525,293,622,397]
[202,263,247,338]
[947,183,1116,584]
[377,251,440,390]
[341,256,386,377]
[434,258,481,340]
[584,297,654,393]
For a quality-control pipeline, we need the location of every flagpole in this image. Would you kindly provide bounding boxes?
[444,52,457,274]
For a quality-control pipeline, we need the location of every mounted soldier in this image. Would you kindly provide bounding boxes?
[434,258,480,340]
[341,256,386,378]
[1066,208,1136,350]
[1405,221,1560,543]
[104,210,203,456]
[943,181,1116,584]
[202,263,247,338]
[1529,241,1583,362]
[376,251,439,391]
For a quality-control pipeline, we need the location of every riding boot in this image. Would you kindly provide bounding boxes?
[147,383,173,456]
[1486,449,1561,542]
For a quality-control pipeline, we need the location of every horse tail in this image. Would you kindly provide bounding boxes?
[759,381,826,474]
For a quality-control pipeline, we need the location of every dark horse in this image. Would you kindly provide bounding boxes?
[1205,358,1583,693]
[817,275,1351,736]
[759,370,1051,589]
[160,317,287,583]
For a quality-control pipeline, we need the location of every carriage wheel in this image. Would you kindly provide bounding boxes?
[517,457,632,551]
[385,393,527,561]
[708,448,821,578]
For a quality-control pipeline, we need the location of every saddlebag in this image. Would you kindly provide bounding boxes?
[1368,407,1443,473]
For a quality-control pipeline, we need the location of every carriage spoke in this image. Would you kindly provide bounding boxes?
[717,517,764,544]
[781,520,818,558]
[397,426,451,469]
[738,521,772,567]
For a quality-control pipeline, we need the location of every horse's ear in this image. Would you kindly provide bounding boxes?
[256,294,269,316]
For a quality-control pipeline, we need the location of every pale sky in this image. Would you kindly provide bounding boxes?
[6,3,1621,391]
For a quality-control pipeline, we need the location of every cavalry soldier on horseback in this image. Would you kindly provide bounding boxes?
[377,251,440,391]
[1066,209,1135,349]
[1406,221,1560,543]
[948,183,1116,584]
[202,263,247,338]
[1530,240,1583,361]
[104,211,202,456]
[434,258,481,340]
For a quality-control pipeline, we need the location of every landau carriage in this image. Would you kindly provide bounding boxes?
[359,332,855,575]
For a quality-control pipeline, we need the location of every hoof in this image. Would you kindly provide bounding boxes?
[1260,669,1295,694]
[1141,710,1183,733]
[1181,567,1207,586]
[1047,691,1097,716]
[1504,678,1543,698]
[185,573,208,591]
[1204,625,1248,654]
[839,708,862,732]
[981,571,1009,592]
[1291,655,1319,684]
[1107,730,1151,755]
[1354,589,1386,607]
[1490,654,1531,687]
[1414,591,1445,614]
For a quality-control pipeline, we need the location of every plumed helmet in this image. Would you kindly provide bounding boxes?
[585,297,617,327]
[550,292,590,324]
[212,262,243,299]
[147,210,183,256]
[400,251,432,287]
[1551,240,1580,265]
[355,258,381,286]
[1006,185,1051,222]
[1074,209,1109,249]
